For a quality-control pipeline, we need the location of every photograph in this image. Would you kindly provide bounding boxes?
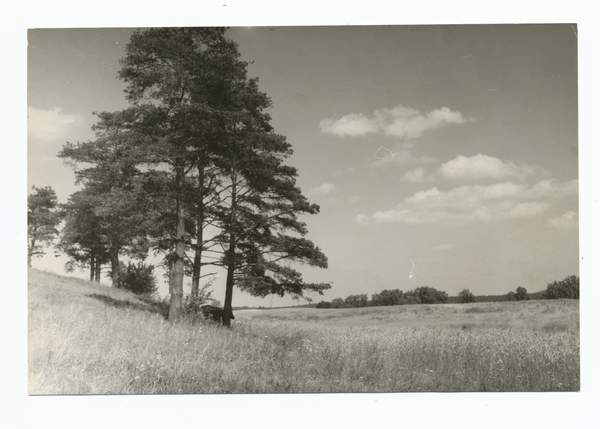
[27,25,580,396]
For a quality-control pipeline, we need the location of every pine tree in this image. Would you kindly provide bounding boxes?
[213,79,329,327]
[27,186,62,267]
[59,111,155,286]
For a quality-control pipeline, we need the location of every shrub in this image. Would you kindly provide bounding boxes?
[183,277,220,318]
[315,300,332,309]
[458,288,476,304]
[371,289,404,306]
[543,275,579,299]
[412,286,448,304]
[116,262,158,296]
[330,298,346,308]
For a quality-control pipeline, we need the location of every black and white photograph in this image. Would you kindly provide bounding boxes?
[15,2,600,427]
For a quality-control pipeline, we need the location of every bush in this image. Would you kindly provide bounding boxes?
[458,288,476,304]
[315,301,332,308]
[183,277,220,318]
[412,286,448,304]
[116,262,158,296]
[371,289,404,306]
[543,275,579,299]
[330,298,346,308]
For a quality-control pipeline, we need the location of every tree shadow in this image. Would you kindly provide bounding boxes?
[87,293,168,319]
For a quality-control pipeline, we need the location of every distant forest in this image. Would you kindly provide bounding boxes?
[233,275,578,310]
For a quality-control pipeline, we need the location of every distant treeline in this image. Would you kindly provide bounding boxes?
[316,275,579,309]
[316,286,448,309]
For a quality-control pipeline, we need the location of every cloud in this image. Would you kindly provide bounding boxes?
[438,154,543,181]
[401,167,434,183]
[508,202,550,218]
[356,213,370,227]
[359,179,578,226]
[547,211,578,229]
[307,183,336,197]
[320,104,471,139]
[370,148,437,167]
[28,106,86,144]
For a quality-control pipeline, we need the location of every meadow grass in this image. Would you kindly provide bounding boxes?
[28,269,579,394]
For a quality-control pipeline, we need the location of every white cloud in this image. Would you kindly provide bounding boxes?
[28,106,86,146]
[370,148,437,167]
[438,154,542,181]
[547,211,578,229]
[319,113,378,137]
[320,104,471,139]
[360,179,578,226]
[307,183,336,197]
[508,202,550,218]
[401,167,433,183]
[356,213,370,227]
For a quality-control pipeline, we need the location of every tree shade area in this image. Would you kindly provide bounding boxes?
[33,28,330,323]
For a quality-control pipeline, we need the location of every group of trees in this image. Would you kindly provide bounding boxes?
[543,275,579,299]
[28,28,330,325]
[316,286,448,309]
[504,286,529,302]
[315,276,581,309]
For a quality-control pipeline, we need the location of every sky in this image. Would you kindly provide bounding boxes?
[27,25,580,307]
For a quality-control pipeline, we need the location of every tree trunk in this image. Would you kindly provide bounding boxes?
[27,239,35,268]
[191,236,202,298]
[191,163,206,298]
[222,180,237,328]
[109,248,120,287]
[95,257,101,282]
[90,253,95,281]
[223,250,235,328]
[168,200,186,321]
[191,197,204,298]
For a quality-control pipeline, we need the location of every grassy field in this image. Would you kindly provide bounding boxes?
[28,269,579,394]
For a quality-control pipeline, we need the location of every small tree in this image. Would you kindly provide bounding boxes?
[116,261,158,296]
[28,186,62,267]
[458,288,476,304]
[515,286,529,301]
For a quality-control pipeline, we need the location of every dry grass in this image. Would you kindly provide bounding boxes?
[28,269,579,394]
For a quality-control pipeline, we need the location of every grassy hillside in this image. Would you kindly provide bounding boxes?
[28,269,579,394]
